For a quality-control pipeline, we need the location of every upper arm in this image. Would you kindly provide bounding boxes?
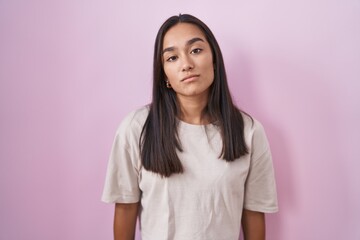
[241,209,265,240]
[243,121,278,213]
[115,202,140,217]
[102,112,143,204]
[114,202,140,240]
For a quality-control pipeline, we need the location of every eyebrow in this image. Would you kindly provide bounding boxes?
[162,37,205,55]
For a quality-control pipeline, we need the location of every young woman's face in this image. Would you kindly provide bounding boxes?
[162,23,214,99]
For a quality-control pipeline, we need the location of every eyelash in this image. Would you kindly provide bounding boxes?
[166,56,178,62]
[166,48,203,62]
[191,48,202,54]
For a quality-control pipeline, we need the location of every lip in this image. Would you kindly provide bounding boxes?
[181,74,200,82]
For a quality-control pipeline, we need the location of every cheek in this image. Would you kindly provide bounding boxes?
[199,57,214,72]
[163,65,177,81]
[203,61,215,79]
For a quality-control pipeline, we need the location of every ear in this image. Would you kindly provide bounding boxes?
[165,79,172,88]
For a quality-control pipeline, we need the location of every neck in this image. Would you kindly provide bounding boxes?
[176,94,210,125]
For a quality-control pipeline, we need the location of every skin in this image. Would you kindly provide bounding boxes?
[113,202,139,240]
[242,209,266,240]
[113,22,266,240]
[162,23,214,124]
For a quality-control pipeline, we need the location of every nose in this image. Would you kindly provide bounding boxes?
[181,55,194,72]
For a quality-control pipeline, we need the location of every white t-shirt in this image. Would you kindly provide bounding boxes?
[102,106,278,240]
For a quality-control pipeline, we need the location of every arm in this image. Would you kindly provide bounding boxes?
[114,202,139,240]
[241,209,265,240]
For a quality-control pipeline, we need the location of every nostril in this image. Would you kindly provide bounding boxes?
[182,65,193,71]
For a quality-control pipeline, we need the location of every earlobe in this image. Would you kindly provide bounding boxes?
[165,79,172,88]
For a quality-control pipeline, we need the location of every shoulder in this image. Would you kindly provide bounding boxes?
[118,105,149,129]
[241,112,264,135]
[241,112,270,158]
[115,105,150,142]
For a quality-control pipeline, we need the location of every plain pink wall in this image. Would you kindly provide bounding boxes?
[1,0,359,239]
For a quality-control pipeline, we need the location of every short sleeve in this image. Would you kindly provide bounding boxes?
[101,110,144,204]
[243,120,278,213]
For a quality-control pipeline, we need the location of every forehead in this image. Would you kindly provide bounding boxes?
[163,23,207,48]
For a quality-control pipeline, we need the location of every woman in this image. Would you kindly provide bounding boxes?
[102,14,278,240]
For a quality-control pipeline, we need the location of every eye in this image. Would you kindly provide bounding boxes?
[166,56,178,62]
[191,48,202,54]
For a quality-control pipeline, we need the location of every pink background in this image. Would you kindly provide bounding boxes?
[1,0,359,239]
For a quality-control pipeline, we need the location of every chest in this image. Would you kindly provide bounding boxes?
[139,126,250,196]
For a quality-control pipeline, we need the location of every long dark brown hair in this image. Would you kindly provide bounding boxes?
[140,14,250,177]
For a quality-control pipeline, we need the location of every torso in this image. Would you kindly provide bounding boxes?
[138,113,252,240]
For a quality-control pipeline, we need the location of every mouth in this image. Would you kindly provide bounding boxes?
[181,74,200,82]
